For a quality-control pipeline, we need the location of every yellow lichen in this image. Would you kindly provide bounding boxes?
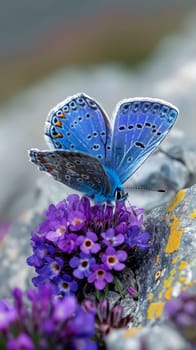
[166,189,185,213]
[147,302,164,320]
[147,293,154,301]
[164,286,173,300]
[124,327,142,338]
[165,215,184,254]
[170,268,176,276]
[178,260,188,270]
[189,209,196,219]
[163,275,174,288]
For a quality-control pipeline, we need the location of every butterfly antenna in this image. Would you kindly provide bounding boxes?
[127,186,167,193]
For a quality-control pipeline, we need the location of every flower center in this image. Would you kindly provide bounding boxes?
[97,269,104,277]
[53,262,60,271]
[73,219,82,225]
[108,256,116,264]
[81,260,89,268]
[56,225,66,235]
[62,282,69,290]
[84,239,92,248]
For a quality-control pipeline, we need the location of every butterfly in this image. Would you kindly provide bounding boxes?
[29,93,179,203]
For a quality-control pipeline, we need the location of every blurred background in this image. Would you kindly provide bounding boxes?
[0,0,196,227]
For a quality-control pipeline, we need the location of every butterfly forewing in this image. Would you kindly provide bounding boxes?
[44,93,112,164]
[111,98,179,184]
[29,149,112,198]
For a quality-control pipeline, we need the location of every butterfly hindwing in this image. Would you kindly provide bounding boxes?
[29,149,111,198]
[111,98,179,183]
[44,93,112,164]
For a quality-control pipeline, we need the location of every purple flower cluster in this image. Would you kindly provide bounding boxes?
[0,284,97,350]
[27,194,151,296]
[165,292,196,345]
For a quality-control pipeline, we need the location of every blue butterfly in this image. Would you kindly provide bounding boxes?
[29,93,179,203]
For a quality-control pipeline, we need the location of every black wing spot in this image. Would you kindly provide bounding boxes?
[56,110,64,116]
[132,102,141,112]
[87,99,97,109]
[63,105,69,113]
[74,120,78,125]
[128,124,134,130]
[53,117,58,124]
[92,144,100,150]
[55,142,62,149]
[152,103,160,113]
[81,174,89,179]
[97,154,103,159]
[86,113,90,118]
[160,106,169,117]
[70,124,74,128]
[70,101,77,110]
[157,131,162,136]
[119,125,126,131]
[77,178,83,183]
[136,123,143,129]
[93,131,98,137]
[78,116,83,121]
[107,145,111,150]
[152,129,157,133]
[87,135,92,140]
[70,144,75,149]
[135,141,145,149]
[65,175,71,180]
[66,162,74,168]
[142,102,151,112]
[77,97,86,106]
[67,131,71,136]
[121,103,130,113]
[152,124,156,129]
[145,122,151,127]
[127,157,133,163]
[101,131,106,136]
[75,160,81,164]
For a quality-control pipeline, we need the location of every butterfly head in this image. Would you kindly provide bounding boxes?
[115,188,128,202]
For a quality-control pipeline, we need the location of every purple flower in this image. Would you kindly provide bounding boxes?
[0,284,97,350]
[68,210,86,231]
[57,233,78,253]
[55,274,78,295]
[165,293,196,344]
[76,231,101,254]
[0,300,17,331]
[35,257,64,284]
[88,264,113,290]
[27,194,150,297]
[69,253,96,279]
[101,247,127,271]
[101,228,124,247]
[7,333,34,350]
[125,225,151,249]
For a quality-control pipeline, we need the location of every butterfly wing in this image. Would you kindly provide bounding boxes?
[29,149,111,198]
[111,98,179,183]
[44,93,112,164]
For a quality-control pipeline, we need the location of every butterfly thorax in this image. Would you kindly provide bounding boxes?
[93,165,125,203]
